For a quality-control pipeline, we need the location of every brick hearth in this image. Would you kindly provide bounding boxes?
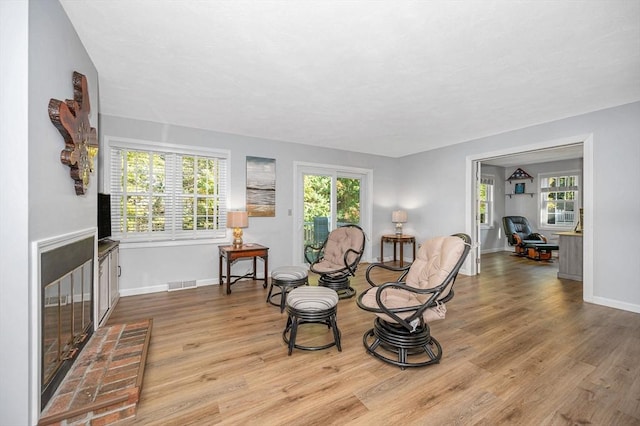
[39,319,152,426]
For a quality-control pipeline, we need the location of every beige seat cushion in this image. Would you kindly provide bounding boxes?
[312,226,364,273]
[360,235,465,323]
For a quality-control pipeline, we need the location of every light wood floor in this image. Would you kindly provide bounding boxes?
[108,252,640,425]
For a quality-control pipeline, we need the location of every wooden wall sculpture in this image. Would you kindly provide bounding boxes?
[48,71,98,195]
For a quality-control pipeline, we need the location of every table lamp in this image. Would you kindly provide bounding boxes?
[392,210,407,236]
[227,211,249,248]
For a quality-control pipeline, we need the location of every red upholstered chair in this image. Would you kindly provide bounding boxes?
[357,233,471,368]
[305,224,366,299]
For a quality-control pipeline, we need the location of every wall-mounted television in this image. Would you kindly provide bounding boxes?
[97,193,111,241]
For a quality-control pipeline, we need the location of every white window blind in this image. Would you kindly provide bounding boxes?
[107,138,229,242]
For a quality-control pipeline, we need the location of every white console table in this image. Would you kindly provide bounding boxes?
[557,232,583,281]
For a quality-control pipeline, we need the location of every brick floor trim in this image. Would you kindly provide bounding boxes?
[39,319,152,426]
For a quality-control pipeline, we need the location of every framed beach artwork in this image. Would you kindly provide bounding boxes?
[246,156,276,217]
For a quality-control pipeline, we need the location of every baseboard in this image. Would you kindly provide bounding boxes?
[586,296,640,314]
[119,284,167,297]
[196,278,218,287]
[480,247,505,254]
[120,278,219,297]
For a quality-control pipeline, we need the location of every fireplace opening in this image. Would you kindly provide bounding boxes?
[40,235,94,411]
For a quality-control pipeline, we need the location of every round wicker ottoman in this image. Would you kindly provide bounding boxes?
[267,266,309,313]
[282,286,341,355]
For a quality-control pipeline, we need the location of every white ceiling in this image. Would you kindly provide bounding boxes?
[60,0,640,158]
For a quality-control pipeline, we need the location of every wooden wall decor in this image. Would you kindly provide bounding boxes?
[48,71,98,195]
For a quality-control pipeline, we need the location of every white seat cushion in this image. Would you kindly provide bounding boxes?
[287,286,339,311]
[271,266,308,281]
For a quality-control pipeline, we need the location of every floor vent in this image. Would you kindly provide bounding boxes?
[167,280,197,291]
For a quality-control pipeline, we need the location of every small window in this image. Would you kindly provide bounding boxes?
[106,138,229,242]
[479,176,494,227]
[540,173,579,227]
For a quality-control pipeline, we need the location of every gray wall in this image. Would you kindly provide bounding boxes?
[1,0,98,424]
[397,101,640,310]
[99,115,398,295]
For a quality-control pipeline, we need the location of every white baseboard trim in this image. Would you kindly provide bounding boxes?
[480,247,505,254]
[586,296,640,314]
[197,278,218,287]
[120,278,220,297]
[120,284,166,297]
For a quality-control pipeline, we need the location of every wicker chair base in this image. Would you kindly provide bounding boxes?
[318,275,356,299]
[267,276,308,313]
[362,317,442,369]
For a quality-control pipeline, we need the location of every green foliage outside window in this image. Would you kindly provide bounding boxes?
[479,180,493,225]
[479,183,488,224]
[303,174,361,249]
[303,175,330,222]
[337,177,360,224]
[113,146,226,240]
[124,151,166,233]
[303,175,361,224]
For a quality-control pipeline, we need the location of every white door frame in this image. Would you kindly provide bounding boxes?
[474,161,482,274]
[293,161,373,266]
[465,134,594,303]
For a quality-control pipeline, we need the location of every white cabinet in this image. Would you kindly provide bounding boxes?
[97,240,120,326]
[109,246,119,306]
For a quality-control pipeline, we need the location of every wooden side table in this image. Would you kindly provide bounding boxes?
[218,243,269,294]
[380,234,416,267]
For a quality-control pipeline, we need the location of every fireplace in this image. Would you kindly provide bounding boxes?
[37,232,95,411]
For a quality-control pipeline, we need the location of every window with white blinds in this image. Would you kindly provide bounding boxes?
[106,137,229,242]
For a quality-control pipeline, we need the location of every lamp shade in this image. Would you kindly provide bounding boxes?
[392,210,407,223]
[227,211,248,228]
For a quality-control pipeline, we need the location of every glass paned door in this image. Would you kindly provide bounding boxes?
[294,162,371,267]
[337,177,361,226]
[301,173,362,263]
[303,174,331,250]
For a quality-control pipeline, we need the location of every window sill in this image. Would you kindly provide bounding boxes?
[539,226,576,233]
[119,238,228,250]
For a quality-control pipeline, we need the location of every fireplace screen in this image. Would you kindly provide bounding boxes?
[40,235,94,410]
